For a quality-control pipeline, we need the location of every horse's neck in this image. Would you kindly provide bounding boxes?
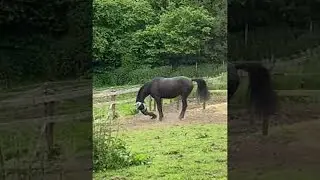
[137,84,150,102]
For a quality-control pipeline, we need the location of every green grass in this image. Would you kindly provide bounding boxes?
[94,124,227,180]
[204,72,227,90]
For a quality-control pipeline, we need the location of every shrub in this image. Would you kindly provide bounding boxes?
[93,122,151,171]
[93,63,226,88]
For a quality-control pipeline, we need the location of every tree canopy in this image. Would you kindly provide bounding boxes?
[228,0,320,61]
[93,0,227,71]
[0,0,90,87]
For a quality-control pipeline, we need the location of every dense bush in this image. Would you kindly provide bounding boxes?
[1,0,90,87]
[93,124,151,171]
[93,0,226,73]
[228,0,320,62]
[93,63,226,88]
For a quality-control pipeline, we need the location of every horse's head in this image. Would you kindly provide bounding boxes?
[135,101,147,112]
[135,101,157,119]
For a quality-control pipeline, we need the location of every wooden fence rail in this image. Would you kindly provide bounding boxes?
[93,87,320,121]
[1,79,320,155]
[0,81,91,164]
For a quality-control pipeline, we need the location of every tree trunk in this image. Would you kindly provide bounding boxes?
[244,23,248,48]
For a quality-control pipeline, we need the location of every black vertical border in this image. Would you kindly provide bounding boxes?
[0,0,93,179]
[228,0,320,179]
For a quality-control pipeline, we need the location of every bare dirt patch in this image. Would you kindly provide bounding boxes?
[228,104,320,178]
[117,101,227,131]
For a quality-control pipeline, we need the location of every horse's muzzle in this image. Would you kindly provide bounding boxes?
[140,108,157,119]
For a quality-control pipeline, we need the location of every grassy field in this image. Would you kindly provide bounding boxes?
[93,72,227,119]
[93,71,228,179]
[94,124,227,180]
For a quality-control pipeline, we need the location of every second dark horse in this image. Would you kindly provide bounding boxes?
[135,76,210,121]
[228,62,278,135]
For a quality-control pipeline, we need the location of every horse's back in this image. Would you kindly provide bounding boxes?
[168,77,193,95]
[152,76,191,85]
[150,76,193,96]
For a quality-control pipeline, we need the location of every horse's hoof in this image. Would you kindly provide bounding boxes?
[151,115,157,119]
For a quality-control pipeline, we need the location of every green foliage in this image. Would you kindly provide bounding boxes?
[229,26,320,61]
[228,0,320,61]
[92,0,227,87]
[129,5,220,66]
[93,63,226,88]
[93,135,150,171]
[93,0,227,74]
[93,125,151,171]
[1,0,90,87]
[93,0,157,70]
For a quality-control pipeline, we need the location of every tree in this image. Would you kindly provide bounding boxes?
[93,0,157,70]
[129,6,221,67]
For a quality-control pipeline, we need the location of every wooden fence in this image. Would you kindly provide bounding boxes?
[1,74,320,177]
[93,88,227,119]
[0,80,91,179]
[1,80,320,126]
[93,85,320,120]
[232,45,320,66]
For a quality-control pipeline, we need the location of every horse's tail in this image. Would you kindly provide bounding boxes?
[235,63,277,116]
[192,78,210,102]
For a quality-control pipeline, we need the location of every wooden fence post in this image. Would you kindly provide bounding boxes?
[110,91,116,119]
[44,82,55,156]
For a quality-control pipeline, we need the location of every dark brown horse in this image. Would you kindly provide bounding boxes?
[135,76,210,121]
[228,62,277,135]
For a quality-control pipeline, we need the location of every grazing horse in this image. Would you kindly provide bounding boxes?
[228,62,277,135]
[135,76,210,121]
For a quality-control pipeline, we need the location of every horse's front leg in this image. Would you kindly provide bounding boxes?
[179,98,188,120]
[155,98,164,121]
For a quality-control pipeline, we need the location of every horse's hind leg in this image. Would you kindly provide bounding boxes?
[155,98,164,121]
[179,97,188,120]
